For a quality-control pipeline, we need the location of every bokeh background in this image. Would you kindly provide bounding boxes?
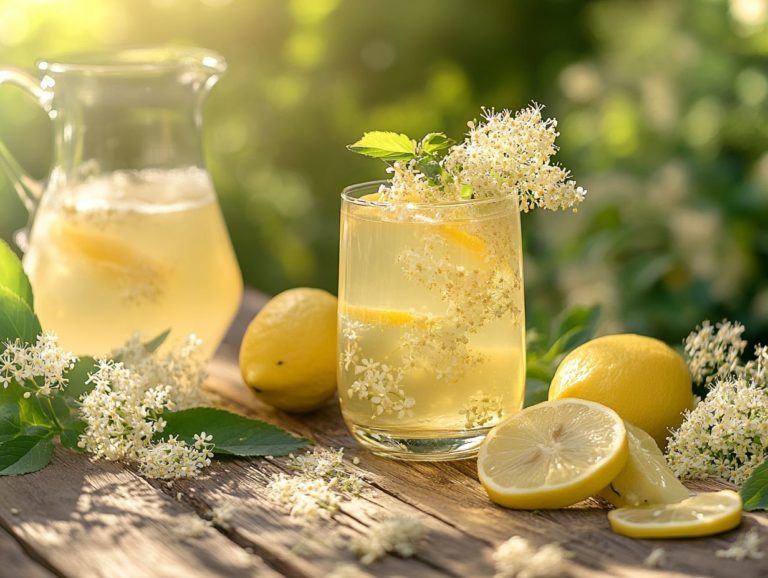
[0,0,766,345]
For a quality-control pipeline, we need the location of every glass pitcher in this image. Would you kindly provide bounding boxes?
[0,47,243,357]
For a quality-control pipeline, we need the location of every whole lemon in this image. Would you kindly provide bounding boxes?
[239,288,337,412]
[548,334,694,447]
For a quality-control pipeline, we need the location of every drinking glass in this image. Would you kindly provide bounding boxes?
[337,182,526,460]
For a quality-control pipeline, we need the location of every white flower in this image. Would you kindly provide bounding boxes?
[349,515,427,565]
[77,334,213,480]
[643,548,666,568]
[210,503,236,529]
[0,332,76,395]
[716,529,764,561]
[377,104,586,212]
[492,536,571,578]
[266,448,362,522]
[665,376,768,485]
[684,320,747,387]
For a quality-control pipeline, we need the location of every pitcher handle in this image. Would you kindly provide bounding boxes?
[0,68,53,216]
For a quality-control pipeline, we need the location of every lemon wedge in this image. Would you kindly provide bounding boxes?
[598,422,690,507]
[478,399,628,509]
[608,490,742,538]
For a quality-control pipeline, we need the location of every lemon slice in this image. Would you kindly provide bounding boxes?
[478,399,628,509]
[341,304,432,328]
[598,422,690,507]
[608,490,742,538]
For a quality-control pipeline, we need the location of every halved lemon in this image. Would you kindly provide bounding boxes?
[478,399,629,509]
[608,490,742,539]
[598,422,690,507]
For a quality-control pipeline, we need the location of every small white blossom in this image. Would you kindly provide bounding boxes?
[267,448,363,522]
[666,376,768,484]
[173,515,212,539]
[669,319,768,484]
[349,515,427,565]
[113,332,207,410]
[684,320,747,388]
[492,536,571,578]
[210,503,236,529]
[643,548,666,568]
[377,104,586,213]
[77,334,213,480]
[716,529,764,561]
[0,332,76,395]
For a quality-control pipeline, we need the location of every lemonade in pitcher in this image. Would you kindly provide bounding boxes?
[0,48,243,357]
[24,168,242,357]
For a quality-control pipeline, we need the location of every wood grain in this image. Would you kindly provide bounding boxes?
[0,525,57,578]
[0,447,280,578]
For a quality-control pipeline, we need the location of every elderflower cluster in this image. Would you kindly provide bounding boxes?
[267,448,363,522]
[0,333,76,396]
[716,529,764,561]
[349,515,427,565]
[492,536,571,578]
[665,376,768,484]
[667,319,768,485]
[77,335,213,479]
[113,333,207,410]
[684,320,748,388]
[378,104,586,212]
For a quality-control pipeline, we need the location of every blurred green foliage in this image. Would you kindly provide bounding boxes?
[0,0,766,344]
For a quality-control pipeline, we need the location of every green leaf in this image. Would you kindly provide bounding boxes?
[143,329,171,354]
[0,285,41,346]
[0,433,53,475]
[60,419,86,452]
[0,240,33,308]
[160,407,309,457]
[460,183,474,199]
[420,132,455,155]
[741,459,768,511]
[59,356,97,402]
[0,403,21,442]
[348,131,416,161]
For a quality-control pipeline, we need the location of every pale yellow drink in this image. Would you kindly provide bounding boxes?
[23,168,243,357]
[338,185,525,460]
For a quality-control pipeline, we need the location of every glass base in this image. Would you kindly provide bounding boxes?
[348,423,490,461]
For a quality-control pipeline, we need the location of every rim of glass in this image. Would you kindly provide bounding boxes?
[36,46,227,75]
[341,180,519,209]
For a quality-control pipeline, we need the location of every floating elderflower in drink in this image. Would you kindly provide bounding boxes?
[339,105,586,460]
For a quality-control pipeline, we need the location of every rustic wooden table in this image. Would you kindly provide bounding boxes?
[0,291,765,578]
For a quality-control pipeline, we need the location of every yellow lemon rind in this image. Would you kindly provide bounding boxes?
[607,491,742,539]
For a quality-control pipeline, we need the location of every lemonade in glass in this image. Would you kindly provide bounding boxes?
[338,105,586,460]
[338,182,526,460]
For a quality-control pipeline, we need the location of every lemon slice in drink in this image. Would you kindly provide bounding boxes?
[608,491,742,538]
[598,422,690,507]
[359,193,487,258]
[341,304,432,327]
[478,399,628,509]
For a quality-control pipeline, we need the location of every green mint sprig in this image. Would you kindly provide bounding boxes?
[0,240,308,476]
[348,130,458,190]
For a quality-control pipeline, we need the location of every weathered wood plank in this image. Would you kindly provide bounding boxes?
[0,525,57,578]
[0,448,281,578]
[205,358,768,578]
